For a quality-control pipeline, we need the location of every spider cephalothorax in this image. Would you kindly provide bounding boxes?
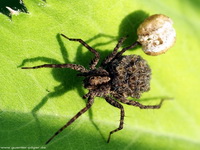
[22,34,167,144]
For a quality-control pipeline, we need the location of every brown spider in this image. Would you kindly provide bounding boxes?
[22,33,168,144]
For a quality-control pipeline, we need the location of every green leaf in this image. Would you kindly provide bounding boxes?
[1,0,200,149]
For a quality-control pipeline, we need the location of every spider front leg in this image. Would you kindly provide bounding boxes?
[102,36,140,65]
[118,97,172,109]
[102,36,127,66]
[115,41,140,58]
[104,96,125,143]
[22,64,88,73]
[61,34,100,70]
[45,96,94,144]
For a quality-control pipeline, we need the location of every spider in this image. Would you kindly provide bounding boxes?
[22,33,168,144]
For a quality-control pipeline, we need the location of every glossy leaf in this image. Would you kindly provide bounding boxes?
[0,0,200,149]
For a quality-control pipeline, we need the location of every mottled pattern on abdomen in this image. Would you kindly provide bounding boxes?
[108,55,151,98]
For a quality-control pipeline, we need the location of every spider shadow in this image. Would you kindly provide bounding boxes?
[118,10,149,48]
[19,33,117,143]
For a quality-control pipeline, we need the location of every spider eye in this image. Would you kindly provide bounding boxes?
[137,14,176,56]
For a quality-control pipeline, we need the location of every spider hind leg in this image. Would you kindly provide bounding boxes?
[104,96,125,143]
[45,97,94,144]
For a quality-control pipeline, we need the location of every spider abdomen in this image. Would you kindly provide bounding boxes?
[108,55,151,99]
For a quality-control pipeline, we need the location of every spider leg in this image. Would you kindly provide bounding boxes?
[45,96,94,144]
[115,41,140,58]
[104,96,125,143]
[102,36,127,66]
[21,64,88,73]
[82,92,91,99]
[61,34,100,70]
[117,97,172,109]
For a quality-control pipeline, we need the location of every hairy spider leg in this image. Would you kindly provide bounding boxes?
[22,64,88,73]
[60,34,100,70]
[45,97,94,144]
[117,96,171,109]
[115,41,140,58]
[102,36,127,66]
[104,96,125,143]
[102,37,140,65]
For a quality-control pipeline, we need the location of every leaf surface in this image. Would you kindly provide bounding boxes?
[0,0,200,149]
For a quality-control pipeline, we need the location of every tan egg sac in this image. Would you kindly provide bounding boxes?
[137,14,176,56]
